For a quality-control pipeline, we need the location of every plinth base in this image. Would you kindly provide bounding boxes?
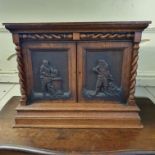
[15,102,143,128]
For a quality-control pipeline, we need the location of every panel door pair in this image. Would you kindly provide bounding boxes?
[23,41,132,104]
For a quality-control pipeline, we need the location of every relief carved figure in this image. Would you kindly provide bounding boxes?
[93,59,113,95]
[40,59,63,97]
[84,59,121,99]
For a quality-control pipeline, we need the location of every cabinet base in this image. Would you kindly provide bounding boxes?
[14,102,143,128]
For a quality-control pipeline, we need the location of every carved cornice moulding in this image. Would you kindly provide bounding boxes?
[3,21,151,31]
[1,25,155,33]
[1,27,155,34]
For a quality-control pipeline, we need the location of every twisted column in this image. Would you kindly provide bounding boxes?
[128,43,140,105]
[15,43,27,105]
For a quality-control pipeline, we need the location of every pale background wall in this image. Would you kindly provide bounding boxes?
[0,0,155,86]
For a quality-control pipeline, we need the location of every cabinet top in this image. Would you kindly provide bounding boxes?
[3,21,151,33]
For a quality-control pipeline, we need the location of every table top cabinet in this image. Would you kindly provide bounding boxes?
[4,21,151,128]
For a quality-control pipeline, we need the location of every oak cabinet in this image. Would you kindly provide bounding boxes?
[4,21,151,128]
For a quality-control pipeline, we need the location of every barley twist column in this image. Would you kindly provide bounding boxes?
[15,42,27,105]
[128,43,140,105]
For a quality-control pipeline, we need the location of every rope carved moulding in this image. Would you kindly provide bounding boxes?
[20,33,73,40]
[19,32,134,41]
[80,33,134,40]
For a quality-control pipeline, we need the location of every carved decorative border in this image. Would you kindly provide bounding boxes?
[20,33,73,40]
[80,33,134,40]
[19,32,134,41]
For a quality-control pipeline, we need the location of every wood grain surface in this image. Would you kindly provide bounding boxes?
[0,97,155,154]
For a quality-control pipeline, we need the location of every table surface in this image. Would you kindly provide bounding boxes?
[0,97,155,154]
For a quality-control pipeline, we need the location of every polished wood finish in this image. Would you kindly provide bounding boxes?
[3,21,151,128]
[0,97,155,154]
[3,21,151,32]
[15,103,141,128]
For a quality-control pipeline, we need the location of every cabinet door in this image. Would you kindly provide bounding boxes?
[22,42,76,103]
[77,42,132,104]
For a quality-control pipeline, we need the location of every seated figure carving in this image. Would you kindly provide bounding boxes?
[40,59,62,97]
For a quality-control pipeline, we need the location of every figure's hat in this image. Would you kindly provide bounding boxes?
[43,59,49,64]
[98,59,108,67]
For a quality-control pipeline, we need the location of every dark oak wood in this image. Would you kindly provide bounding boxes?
[0,97,155,155]
[3,21,151,128]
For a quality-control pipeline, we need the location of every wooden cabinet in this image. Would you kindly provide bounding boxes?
[4,21,151,128]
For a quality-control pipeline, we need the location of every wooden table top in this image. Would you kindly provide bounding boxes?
[0,97,155,155]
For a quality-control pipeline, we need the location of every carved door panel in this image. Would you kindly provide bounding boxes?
[77,42,132,104]
[22,42,77,103]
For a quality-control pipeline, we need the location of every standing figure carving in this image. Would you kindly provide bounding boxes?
[93,59,113,95]
[84,59,121,99]
[40,59,62,97]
